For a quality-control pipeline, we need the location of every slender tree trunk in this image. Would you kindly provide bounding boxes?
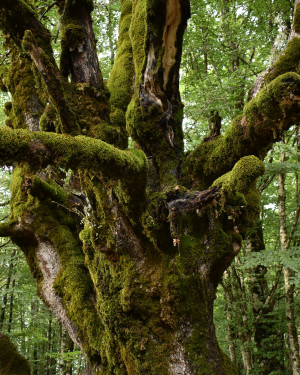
[230,264,253,375]
[223,271,237,366]
[60,325,74,375]
[47,315,53,375]
[107,0,115,67]
[0,248,16,329]
[245,222,285,374]
[7,277,15,334]
[278,150,300,375]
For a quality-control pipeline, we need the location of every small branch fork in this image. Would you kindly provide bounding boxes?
[167,186,220,241]
[167,186,220,218]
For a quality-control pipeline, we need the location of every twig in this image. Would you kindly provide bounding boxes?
[0,47,14,66]
[39,1,58,20]
[0,239,10,249]
[0,201,10,207]
[1,214,10,221]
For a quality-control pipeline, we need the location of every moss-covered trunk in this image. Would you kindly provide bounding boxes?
[0,0,300,374]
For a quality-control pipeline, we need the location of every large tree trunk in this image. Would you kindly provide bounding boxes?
[0,0,300,374]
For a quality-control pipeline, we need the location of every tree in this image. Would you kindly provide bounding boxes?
[0,0,299,373]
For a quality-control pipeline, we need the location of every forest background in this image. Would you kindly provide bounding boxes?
[0,0,299,374]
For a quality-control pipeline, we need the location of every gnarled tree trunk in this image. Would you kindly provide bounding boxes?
[0,0,300,374]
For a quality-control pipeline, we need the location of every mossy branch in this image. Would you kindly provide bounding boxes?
[0,126,148,188]
[0,0,53,56]
[107,0,134,149]
[22,30,80,135]
[249,0,300,100]
[184,72,300,188]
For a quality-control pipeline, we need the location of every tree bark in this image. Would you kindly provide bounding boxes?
[0,248,16,330]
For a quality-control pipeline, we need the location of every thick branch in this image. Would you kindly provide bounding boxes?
[22,30,79,135]
[0,0,53,57]
[249,1,300,99]
[184,72,300,188]
[59,0,105,91]
[127,0,190,187]
[107,0,134,149]
[0,127,148,184]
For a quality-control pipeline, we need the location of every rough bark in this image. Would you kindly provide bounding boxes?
[0,0,299,374]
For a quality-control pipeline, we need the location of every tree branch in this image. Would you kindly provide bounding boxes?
[249,1,300,100]
[22,30,79,135]
[0,0,53,56]
[184,73,300,188]
[0,127,148,186]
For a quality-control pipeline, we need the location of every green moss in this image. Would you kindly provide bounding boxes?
[4,101,12,116]
[29,175,68,204]
[108,1,134,149]
[244,72,300,140]
[212,156,264,234]
[294,4,300,33]
[0,127,148,186]
[39,103,60,132]
[0,334,31,375]
[10,166,27,219]
[7,48,44,130]
[127,96,180,188]
[130,0,147,85]
[62,24,86,50]
[182,117,245,189]
[213,156,265,194]
[184,72,300,190]
[0,0,53,56]
[265,37,300,83]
